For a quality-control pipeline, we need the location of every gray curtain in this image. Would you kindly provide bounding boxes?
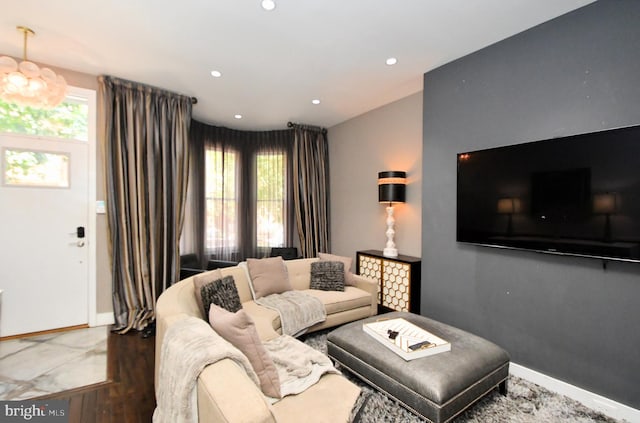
[99,75,192,333]
[291,123,331,257]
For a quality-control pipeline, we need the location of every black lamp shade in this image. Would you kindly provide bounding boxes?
[378,171,406,203]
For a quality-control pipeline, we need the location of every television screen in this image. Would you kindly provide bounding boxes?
[456,125,640,262]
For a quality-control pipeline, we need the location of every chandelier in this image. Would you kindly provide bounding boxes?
[0,26,67,108]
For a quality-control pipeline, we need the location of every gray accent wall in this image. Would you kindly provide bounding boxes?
[422,1,640,409]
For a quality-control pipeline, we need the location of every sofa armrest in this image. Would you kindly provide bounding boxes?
[197,359,276,423]
[350,273,378,316]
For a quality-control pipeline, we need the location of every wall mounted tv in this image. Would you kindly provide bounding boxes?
[456,124,640,263]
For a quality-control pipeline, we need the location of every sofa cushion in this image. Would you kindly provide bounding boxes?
[200,275,243,315]
[220,266,254,303]
[303,286,371,315]
[246,257,292,299]
[318,253,356,286]
[193,269,223,317]
[242,301,282,341]
[209,304,282,399]
[310,261,345,291]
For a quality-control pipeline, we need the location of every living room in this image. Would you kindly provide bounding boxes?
[1,0,639,422]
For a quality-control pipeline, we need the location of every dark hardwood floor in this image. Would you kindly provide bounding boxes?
[40,330,156,423]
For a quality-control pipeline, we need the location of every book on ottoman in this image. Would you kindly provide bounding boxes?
[363,318,451,360]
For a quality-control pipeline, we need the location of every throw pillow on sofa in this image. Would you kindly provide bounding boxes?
[209,304,282,399]
[246,256,292,299]
[310,261,345,291]
[200,275,243,315]
[318,252,356,286]
[193,269,223,317]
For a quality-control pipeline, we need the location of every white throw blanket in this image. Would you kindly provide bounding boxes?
[256,291,326,336]
[264,335,340,401]
[153,316,260,423]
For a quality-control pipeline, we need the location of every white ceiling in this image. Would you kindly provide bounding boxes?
[2,0,594,130]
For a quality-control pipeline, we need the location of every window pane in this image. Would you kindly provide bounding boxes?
[256,152,285,248]
[3,148,69,188]
[205,149,237,251]
[0,96,89,141]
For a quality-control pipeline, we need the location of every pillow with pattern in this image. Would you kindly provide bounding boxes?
[199,275,243,316]
[318,252,355,286]
[193,269,223,317]
[310,261,345,291]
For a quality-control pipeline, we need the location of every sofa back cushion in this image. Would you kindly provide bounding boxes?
[220,266,255,303]
[284,258,318,290]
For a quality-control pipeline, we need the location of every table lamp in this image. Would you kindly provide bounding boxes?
[378,171,406,257]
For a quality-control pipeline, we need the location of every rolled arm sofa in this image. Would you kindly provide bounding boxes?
[155,257,378,422]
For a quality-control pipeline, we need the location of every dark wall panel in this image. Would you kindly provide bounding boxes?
[422,0,640,408]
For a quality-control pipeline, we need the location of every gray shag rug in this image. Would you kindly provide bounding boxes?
[301,330,623,423]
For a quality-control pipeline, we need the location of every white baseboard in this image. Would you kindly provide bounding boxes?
[91,312,114,327]
[510,362,639,423]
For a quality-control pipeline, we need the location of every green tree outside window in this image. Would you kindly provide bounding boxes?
[0,98,88,141]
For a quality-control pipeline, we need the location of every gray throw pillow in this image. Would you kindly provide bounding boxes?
[200,275,243,315]
[310,261,345,291]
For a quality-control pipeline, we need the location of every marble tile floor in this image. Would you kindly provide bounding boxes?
[0,326,108,400]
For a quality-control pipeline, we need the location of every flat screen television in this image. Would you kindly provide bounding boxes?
[456,124,640,263]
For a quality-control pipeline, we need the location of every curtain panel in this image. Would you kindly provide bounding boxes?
[291,124,331,257]
[99,75,192,333]
[185,121,294,263]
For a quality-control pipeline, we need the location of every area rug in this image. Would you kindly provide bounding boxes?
[301,331,622,423]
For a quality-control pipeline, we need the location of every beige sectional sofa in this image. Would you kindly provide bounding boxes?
[155,257,378,422]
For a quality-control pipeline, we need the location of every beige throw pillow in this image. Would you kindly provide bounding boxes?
[209,304,282,399]
[319,252,355,286]
[246,256,292,299]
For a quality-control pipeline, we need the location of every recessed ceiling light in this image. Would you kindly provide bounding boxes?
[311,99,321,105]
[210,70,222,78]
[386,57,398,66]
[234,114,243,119]
[261,0,276,11]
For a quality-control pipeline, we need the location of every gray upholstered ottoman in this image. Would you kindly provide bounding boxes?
[327,312,510,423]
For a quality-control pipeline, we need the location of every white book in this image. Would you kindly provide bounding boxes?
[362,318,451,361]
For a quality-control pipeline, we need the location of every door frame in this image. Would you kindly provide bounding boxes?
[77,85,99,327]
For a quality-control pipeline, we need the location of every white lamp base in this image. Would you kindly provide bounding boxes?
[383,205,398,257]
[383,247,398,258]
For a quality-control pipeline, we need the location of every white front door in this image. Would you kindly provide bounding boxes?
[0,134,89,337]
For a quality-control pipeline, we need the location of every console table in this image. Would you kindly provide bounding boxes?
[356,250,421,313]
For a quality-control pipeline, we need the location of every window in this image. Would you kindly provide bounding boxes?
[183,122,293,262]
[203,148,287,256]
[256,152,286,248]
[0,95,89,141]
[205,148,238,252]
[3,148,70,188]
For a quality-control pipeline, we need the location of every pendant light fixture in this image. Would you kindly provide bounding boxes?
[0,26,67,108]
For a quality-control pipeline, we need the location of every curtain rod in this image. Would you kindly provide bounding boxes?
[287,121,327,134]
[100,75,197,105]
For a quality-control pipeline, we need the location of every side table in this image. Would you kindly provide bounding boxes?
[356,250,421,313]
